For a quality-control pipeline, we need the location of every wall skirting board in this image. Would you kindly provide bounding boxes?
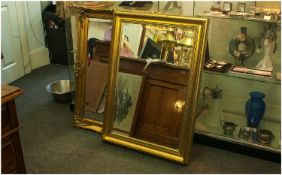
[30,47,50,70]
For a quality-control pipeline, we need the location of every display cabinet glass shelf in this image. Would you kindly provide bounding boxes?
[203,69,281,85]
[195,109,280,153]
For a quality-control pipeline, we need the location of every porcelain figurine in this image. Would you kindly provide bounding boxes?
[255,31,274,71]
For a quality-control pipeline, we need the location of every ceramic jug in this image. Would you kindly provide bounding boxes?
[203,85,224,127]
[220,120,237,135]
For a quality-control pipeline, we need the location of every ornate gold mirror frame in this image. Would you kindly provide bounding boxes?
[73,8,113,133]
[102,11,209,164]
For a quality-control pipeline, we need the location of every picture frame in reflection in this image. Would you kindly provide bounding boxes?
[113,72,142,134]
[237,3,246,12]
[223,2,232,12]
[140,38,162,60]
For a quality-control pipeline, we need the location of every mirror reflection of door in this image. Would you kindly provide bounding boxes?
[112,22,197,149]
[84,18,112,123]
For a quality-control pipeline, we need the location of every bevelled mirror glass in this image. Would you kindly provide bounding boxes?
[73,10,113,133]
[102,11,209,164]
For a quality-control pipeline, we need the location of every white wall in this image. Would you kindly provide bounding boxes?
[88,19,112,41]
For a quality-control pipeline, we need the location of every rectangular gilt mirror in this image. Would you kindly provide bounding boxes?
[73,9,113,133]
[102,11,209,164]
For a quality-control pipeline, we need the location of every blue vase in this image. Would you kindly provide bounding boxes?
[245,92,266,128]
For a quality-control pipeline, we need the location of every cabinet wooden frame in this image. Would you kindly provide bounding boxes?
[102,11,209,164]
[73,9,113,133]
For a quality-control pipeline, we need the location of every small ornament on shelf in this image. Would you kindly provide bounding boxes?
[203,85,224,128]
[204,59,233,73]
[229,27,255,66]
[255,23,280,71]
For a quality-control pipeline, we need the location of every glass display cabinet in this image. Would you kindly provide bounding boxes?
[193,1,281,158]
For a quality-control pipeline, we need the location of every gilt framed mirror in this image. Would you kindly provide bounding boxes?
[73,9,113,133]
[102,11,209,164]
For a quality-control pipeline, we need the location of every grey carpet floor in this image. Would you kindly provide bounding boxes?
[11,64,281,174]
